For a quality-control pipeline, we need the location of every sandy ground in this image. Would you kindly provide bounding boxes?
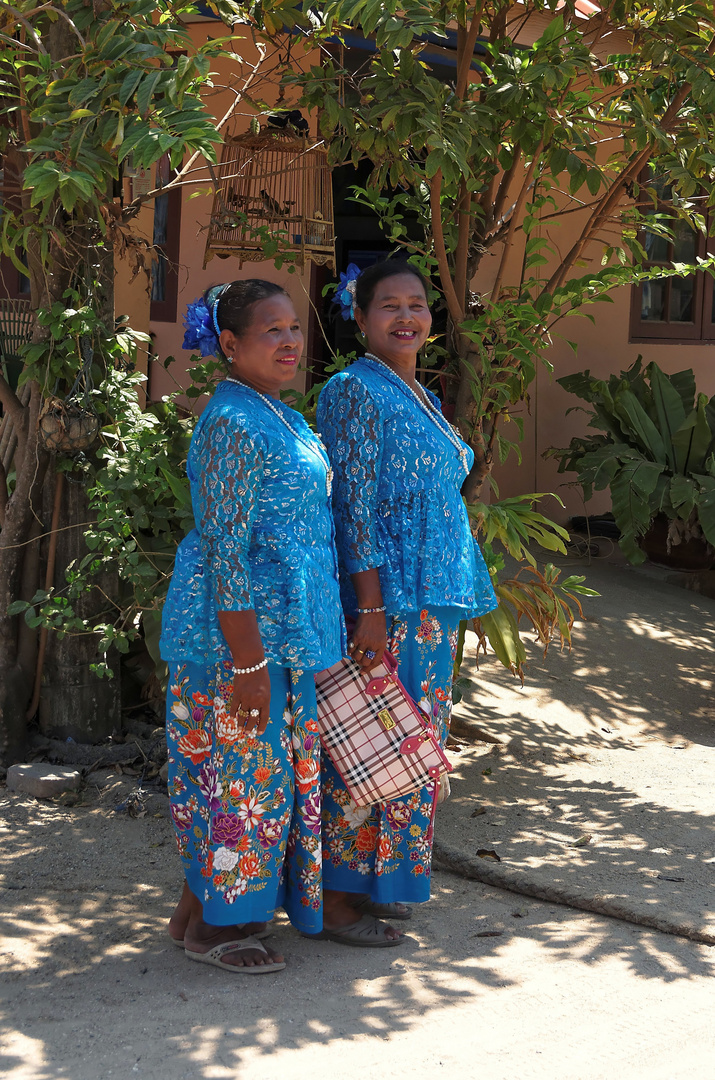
[2,555,715,1080]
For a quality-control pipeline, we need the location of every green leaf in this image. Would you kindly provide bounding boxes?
[613,389,667,463]
[647,363,686,470]
[672,398,713,474]
[7,600,30,616]
[669,475,697,517]
[478,604,527,675]
[119,67,145,107]
[610,458,664,563]
[136,70,162,119]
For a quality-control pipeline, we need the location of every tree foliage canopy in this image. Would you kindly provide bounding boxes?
[295,0,715,497]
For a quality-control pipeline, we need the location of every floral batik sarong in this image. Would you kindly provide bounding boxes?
[321,605,462,905]
[166,660,323,934]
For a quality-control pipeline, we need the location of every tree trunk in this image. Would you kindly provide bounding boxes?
[0,382,49,761]
[39,468,121,742]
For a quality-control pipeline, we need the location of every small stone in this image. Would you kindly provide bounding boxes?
[159,762,169,784]
[7,763,81,799]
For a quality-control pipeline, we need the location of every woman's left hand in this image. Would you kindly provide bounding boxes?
[347,611,387,673]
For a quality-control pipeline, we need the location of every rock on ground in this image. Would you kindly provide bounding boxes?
[6,763,80,799]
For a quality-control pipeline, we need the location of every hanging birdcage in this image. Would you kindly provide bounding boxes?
[204,131,335,270]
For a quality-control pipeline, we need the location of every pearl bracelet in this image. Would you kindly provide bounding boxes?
[231,658,268,676]
[356,605,386,614]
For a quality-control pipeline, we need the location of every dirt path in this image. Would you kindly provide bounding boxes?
[2,555,715,1079]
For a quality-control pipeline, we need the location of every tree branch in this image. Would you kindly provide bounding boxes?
[489,150,521,234]
[544,37,715,293]
[491,143,543,305]
[0,459,7,526]
[121,42,271,217]
[0,3,47,53]
[430,170,465,327]
[456,3,484,101]
[454,179,471,309]
[0,371,26,430]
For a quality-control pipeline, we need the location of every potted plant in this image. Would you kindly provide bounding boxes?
[552,358,715,568]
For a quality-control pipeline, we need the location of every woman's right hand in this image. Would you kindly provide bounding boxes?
[347,611,387,673]
[230,667,271,736]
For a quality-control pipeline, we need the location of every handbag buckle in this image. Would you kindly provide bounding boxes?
[378,708,396,730]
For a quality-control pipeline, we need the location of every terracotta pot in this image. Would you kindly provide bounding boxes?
[640,513,715,571]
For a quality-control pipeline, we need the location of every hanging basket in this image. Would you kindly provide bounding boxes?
[204,131,336,270]
[39,396,99,454]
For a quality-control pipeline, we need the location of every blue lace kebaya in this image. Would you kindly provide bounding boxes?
[316,356,498,618]
[160,380,346,671]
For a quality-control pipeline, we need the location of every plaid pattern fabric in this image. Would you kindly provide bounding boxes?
[314,653,451,807]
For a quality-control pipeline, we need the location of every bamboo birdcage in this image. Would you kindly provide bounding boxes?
[204,131,335,270]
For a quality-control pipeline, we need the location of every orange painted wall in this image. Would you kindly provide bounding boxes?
[147,20,319,405]
[484,12,715,522]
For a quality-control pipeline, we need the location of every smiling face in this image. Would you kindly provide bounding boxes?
[354,273,431,371]
[219,293,303,397]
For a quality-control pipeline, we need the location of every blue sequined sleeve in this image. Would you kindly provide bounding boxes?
[193,413,265,611]
[317,375,384,576]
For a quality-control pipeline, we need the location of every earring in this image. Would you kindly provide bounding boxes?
[360,331,366,339]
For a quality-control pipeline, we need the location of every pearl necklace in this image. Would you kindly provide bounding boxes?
[224,378,333,497]
[363,353,470,477]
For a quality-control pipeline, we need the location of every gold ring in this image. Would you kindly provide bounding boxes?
[236,707,249,718]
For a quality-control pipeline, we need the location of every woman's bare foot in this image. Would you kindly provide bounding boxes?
[168,882,269,947]
[323,888,403,942]
[349,892,412,919]
[174,885,283,969]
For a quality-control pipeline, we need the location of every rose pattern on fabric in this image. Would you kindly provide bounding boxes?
[166,659,325,933]
[321,607,462,901]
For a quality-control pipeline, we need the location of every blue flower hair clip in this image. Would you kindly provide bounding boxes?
[336,263,361,321]
[182,284,229,357]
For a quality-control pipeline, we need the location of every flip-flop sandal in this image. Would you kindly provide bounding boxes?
[171,925,272,948]
[184,935,285,974]
[311,914,407,948]
[352,896,413,921]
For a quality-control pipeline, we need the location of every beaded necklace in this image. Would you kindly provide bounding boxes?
[363,353,470,477]
[224,377,333,497]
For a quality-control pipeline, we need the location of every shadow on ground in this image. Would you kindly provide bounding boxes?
[441,557,715,944]
[1,560,714,1078]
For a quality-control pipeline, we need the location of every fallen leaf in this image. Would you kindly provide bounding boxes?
[474,930,503,938]
[476,848,501,861]
[573,834,592,848]
[470,806,487,818]
[481,767,492,777]
[657,875,685,882]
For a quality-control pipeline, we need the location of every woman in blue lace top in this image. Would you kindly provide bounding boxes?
[160,279,347,973]
[317,261,498,918]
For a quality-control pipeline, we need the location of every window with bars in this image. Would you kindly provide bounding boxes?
[630,184,715,343]
[149,154,181,323]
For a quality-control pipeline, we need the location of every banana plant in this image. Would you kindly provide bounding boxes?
[553,359,715,563]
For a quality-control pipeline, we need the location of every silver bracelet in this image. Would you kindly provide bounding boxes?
[231,658,268,675]
[356,605,386,614]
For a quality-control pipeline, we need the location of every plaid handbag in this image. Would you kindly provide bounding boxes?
[314,650,452,808]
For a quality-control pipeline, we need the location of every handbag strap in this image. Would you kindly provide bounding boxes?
[426,779,439,842]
